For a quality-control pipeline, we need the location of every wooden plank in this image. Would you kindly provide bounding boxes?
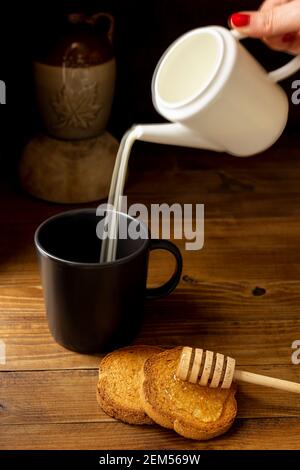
[0,310,299,370]
[1,282,300,370]
[2,216,300,286]
[147,281,300,322]
[138,319,299,366]
[0,369,107,425]
[2,185,300,222]
[1,141,300,230]
[1,367,300,427]
[2,280,300,321]
[1,417,300,450]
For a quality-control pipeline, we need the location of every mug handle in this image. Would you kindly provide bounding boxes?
[146,239,183,300]
[231,29,300,82]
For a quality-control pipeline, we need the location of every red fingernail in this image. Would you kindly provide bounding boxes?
[230,13,251,28]
[282,33,296,43]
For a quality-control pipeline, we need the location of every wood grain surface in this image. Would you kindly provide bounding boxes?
[1,136,300,449]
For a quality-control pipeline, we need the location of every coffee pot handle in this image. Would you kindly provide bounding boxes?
[231,29,300,82]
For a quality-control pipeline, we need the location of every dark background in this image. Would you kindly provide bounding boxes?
[0,0,299,178]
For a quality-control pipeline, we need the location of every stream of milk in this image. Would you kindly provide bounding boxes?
[99,126,138,263]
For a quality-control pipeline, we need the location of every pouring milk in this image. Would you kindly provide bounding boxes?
[100,26,300,263]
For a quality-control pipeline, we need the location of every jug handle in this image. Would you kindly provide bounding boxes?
[231,29,300,82]
[90,12,115,43]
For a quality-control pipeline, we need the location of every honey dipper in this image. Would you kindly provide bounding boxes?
[176,347,300,394]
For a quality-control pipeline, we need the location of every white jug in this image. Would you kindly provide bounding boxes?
[135,26,300,156]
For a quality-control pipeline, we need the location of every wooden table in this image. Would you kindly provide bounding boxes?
[1,136,300,450]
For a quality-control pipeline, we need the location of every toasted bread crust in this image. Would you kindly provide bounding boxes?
[141,347,237,440]
[97,345,163,425]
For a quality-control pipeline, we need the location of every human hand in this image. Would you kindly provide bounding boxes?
[229,0,300,54]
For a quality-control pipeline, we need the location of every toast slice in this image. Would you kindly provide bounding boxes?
[97,345,164,425]
[140,347,237,440]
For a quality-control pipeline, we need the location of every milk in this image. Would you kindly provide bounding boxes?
[99,127,138,263]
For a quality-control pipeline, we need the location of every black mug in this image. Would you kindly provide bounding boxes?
[34,209,182,353]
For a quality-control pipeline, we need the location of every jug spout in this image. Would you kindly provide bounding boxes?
[135,123,223,152]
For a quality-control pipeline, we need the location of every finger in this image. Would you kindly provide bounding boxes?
[264,32,300,52]
[260,0,298,52]
[229,1,300,37]
[260,0,291,11]
[227,1,284,28]
[263,31,299,48]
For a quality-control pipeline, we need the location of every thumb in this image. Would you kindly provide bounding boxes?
[230,1,300,38]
